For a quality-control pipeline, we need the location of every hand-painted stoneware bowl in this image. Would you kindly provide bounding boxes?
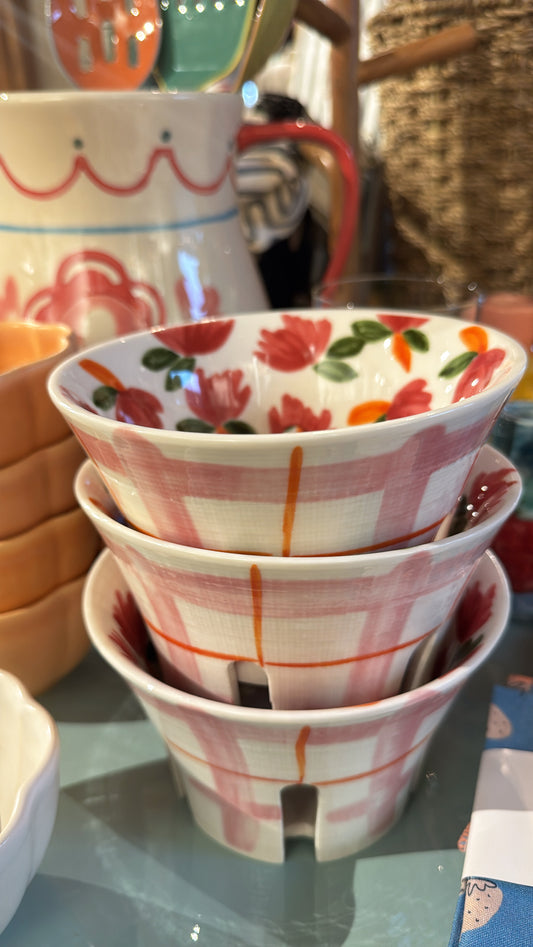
[75,444,519,709]
[82,548,510,862]
[0,671,59,934]
[0,321,74,468]
[48,310,525,557]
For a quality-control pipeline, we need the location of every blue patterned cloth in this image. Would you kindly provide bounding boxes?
[448,680,533,945]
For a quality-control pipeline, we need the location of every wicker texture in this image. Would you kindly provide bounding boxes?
[367,1,533,291]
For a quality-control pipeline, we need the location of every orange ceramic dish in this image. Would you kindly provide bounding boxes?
[0,574,89,696]
[0,434,85,540]
[0,322,74,467]
[0,507,101,613]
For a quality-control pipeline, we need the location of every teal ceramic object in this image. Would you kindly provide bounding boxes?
[155,0,256,91]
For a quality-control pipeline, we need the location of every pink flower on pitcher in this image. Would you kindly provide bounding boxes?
[0,276,21,321]
[23,250,164,342]
[175,276,221,322]
[185,368,251,431]
[269,393,332,433]
[255,314,332,372]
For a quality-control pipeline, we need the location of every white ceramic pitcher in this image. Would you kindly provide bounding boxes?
[0,91,357,346]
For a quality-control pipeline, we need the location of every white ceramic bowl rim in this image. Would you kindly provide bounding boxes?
[48,314,527,449]
[75,443,521,571]
[0,671,59,845]
[84,548,510,726]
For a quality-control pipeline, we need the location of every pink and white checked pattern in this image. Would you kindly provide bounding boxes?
[72,410,497,556]
[83,549,509,862]
[78,442,519,709]
[137,683,456,862]
[106,537,478,708]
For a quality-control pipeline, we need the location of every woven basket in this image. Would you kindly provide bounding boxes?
[367,0,533,292]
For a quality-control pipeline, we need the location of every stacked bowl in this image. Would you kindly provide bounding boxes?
[0,322,101,695]
[48,307,526,861]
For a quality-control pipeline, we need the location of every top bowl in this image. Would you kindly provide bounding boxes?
[47,308,526,555]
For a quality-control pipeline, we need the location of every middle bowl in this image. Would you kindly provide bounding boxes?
[74,443,520,710]
[48,309,526,556]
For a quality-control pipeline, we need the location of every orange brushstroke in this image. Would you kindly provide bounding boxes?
[79,358,125,391]
[224,514,446,557]
[145,616,437,668]
[459,325,488,353]
[295,726,311,782]
[392,332,411,371]
[282,445,303,557]
[250,563,264,666]
[165,733,430,786]
[347,400,390,426]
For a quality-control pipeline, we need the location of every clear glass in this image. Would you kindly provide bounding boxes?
[312,273,482,319]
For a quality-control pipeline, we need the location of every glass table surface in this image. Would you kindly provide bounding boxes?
[3,610,532,947]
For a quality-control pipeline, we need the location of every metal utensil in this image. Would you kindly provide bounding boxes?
[48,0,162,90]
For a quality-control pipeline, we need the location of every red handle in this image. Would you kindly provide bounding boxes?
[236,121,358,285]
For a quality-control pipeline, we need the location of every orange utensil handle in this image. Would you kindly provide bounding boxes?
[49,0,162,90]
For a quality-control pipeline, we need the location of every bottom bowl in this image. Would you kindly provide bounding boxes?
[0,671,59,935]
[82,549,510,863]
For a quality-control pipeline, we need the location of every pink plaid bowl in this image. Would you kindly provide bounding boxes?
[74,444,520,710]
[48,309,526,556]
[82,548,510,862]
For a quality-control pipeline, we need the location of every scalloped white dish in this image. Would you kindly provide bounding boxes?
[0,670,59,934]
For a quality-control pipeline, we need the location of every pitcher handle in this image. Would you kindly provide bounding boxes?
[236,122,358,286]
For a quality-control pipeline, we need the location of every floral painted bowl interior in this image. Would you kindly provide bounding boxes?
[49,309,526,556]
[82,548,510,862]
[51,309,525,435]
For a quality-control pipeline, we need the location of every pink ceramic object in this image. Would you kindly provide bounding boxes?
[74,444,519,709]
[0,322,74,468]
[51,309,526,557]
[82,548,510,862]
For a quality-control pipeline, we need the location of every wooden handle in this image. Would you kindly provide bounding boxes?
[294,0,352,46]
[357,21,479,87]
